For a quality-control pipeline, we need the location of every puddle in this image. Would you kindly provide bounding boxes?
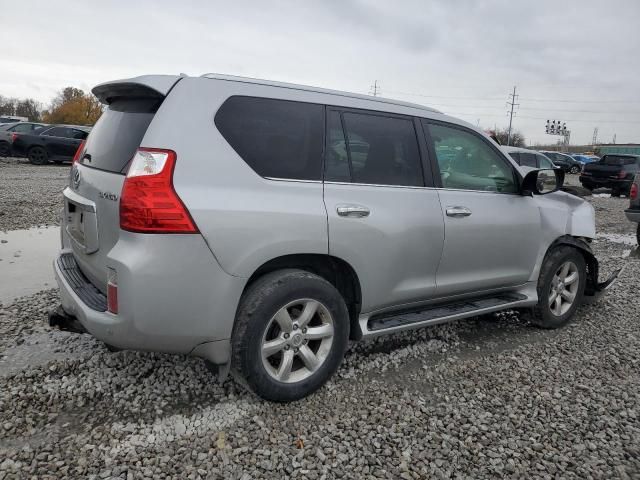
[0,226,60,304]
[596,233,637,246]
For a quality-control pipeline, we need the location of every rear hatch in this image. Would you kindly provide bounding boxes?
[583,155,632,179]
[62,77,181,292]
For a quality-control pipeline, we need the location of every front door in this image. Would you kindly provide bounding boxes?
[423,121,542,297]
[324,109,445,314]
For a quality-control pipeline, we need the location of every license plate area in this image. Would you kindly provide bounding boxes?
[63,187,99,255]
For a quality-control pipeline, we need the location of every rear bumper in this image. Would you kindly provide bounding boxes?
[53,234,247,365]
[625,208,640,223]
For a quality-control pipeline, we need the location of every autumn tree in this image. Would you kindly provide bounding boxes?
[42,87,103,126]
[494,128,526,147]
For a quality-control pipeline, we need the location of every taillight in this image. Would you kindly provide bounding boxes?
[631,183,638,200]
[72,140,85,164]
[107,268,118,314]
[10,133,18,142]
[119,148,198,233]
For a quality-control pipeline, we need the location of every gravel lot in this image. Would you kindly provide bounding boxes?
[0,165,639,479]
[0,157,69,232]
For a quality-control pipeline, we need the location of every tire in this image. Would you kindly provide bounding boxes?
[231,269,349,402]
[636,224,640,246]
[0,142,10,157]
[570,165,580,174]
[529,246,586,329]
[612,188,621,197]
[28,146,48,165]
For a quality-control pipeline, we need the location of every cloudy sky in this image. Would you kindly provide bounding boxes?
[2,0,639,145]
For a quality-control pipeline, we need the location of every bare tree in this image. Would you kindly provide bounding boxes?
[494,128,526,147]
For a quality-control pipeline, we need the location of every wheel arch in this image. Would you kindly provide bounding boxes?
[241,253,363,340]
[546,235,598,296]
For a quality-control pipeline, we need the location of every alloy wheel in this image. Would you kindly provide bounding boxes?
[261,299,334,383]
[548,261,579,316]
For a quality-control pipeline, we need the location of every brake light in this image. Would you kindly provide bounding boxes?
[72,140,85,164]
[119,148,198,233]
[107,268,118,314]
[631,183,638,200]
[10,133,18,142]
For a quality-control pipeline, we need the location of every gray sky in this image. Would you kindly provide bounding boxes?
[2,0,639,145]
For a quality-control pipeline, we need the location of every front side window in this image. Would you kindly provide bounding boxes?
[215,96,324,181]
[42,127,67,137]
[336,112,423,186]
[427,122,517,193]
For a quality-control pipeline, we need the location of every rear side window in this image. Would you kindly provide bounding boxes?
[215,96,324,180]
[80,98,159,173]
[43,127,68,137]
[329,112,423,186]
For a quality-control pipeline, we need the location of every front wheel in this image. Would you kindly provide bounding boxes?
[28,147,48,165]
[570,165,580,174]
[0,142,10,157]
[231,269,349,402]
[529,246,586,329]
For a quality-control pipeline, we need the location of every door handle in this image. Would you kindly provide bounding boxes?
[446,206,472,217]
[337,204,370,218]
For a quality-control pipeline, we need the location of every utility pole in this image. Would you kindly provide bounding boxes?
[506,86,519,146]
[592,127,599,146]
[369,80,380,97]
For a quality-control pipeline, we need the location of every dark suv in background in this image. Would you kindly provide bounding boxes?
[579,154,640,196]
[540,151,583,174]
[0,122,47,156]
[11,124,90,164]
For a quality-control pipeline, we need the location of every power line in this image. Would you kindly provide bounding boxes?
[442,111,640,124]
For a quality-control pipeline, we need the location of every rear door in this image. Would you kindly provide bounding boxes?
[63,93,171,290]
[423,120,541,297]
[324,109,444,314]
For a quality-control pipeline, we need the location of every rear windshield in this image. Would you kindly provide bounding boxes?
[80,98,160,173]
[603,155,637,166]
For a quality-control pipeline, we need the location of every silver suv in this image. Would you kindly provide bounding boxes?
[52,74,620,401]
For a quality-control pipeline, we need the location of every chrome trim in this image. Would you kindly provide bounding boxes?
[263,177,322,184]
[63,187,96,213]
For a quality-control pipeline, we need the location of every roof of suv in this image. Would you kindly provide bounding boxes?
[200,73,442,114]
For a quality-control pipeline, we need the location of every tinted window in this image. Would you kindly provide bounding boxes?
[603,155,637,166]
[325,110,350,182]
[427,123,517,193]
[81,98,160,173]
[508,152,520,163]
[42,127,68,137]
[9,124,33,133]
[537,154,554,169]
[215,96,324,180]
[71,129,88,139]
[339,112,423,186]
[518,153,537,168]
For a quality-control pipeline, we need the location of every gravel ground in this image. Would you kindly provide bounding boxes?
[0,157,69,232]
[1,175,639,478]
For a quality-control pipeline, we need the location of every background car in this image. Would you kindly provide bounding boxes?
[11,124,90,164]
[580,154,640,196]
[502,146,557,170]
[540,151,583,174]
[0,122,47,156]
[571,154,599,165]
[624,174,640,243]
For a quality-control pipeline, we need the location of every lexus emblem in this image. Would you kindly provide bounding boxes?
[71,165,81,189]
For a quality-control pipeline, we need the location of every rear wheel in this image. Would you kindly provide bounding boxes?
[28,146,48,165]
[570,165,580,174]
[529,246,586,329]
[0,142,10,157]
[231,269,349,402]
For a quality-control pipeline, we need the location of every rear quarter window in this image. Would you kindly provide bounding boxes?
[80,98,160,173]
[214,96,324,181]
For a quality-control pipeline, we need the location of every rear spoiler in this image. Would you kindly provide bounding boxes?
[92,75,183,105]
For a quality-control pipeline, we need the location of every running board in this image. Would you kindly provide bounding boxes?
[362,292,530,337]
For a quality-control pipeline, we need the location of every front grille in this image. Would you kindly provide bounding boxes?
[57,253,107,312]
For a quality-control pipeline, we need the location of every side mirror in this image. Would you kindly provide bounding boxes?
[521,168,563,195]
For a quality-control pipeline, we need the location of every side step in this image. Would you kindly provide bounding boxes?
[367,292,528,333]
